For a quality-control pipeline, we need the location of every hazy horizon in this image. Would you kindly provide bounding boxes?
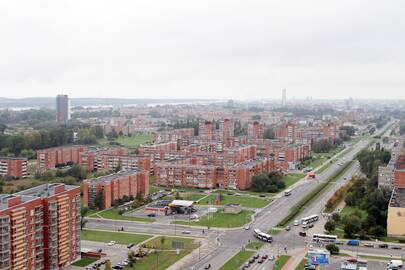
[1,0,405,100]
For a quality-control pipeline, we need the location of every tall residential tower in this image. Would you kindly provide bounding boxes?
[56,94,70,124]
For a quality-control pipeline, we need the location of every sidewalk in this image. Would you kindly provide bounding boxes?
[281,248,307,270]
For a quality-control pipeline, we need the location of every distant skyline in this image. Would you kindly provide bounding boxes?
[1,1,405,100]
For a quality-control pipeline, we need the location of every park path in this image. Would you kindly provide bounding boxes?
[282,248,308,270]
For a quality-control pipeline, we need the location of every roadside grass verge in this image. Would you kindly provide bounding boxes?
[246,241,264,250]
[294,259,307,270]
[72,257,98,267]
[198,194,270,208]
[172,210,253,228]
[81,229,152,245]
[126,237,199,270]
[97,208,155,223]
[278,161,354,227]
[273,255,291,270]
[219,250,255,270]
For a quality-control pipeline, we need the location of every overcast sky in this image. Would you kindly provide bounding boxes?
[1,0,404,100]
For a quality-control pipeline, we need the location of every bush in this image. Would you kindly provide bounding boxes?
[326,244,339,255]
[324,221,336,233]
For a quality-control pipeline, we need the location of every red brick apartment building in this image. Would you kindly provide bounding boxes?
[154,158,274,190]
[0,157,29,178]
[78,146,150,173]
[394,153,405,188]
[153,128,194,143]
[0,183,80,270]
[36,145,88,171]
[82,170,149,209]
[199,121,215,140]
[247,121,264,139]
[138,141,178,156]
[275,123,298,142]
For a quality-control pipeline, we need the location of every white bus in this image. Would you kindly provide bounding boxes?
[301,214,319,225]
[284,189,292,196]
[253,229,273,243]
[312,233,338,243]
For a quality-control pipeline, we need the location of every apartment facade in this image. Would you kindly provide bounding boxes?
[0,157,29,178]
[0,183,81,270]
[36,145,88,171]
[82,170,149,209]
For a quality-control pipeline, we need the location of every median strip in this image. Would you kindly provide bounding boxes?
[278,161,354,227]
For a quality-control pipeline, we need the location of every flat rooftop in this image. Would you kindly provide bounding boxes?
[0,183,78,210]
[86,170,142,184]
[389,188,405,208]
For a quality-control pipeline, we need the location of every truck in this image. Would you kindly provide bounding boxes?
[386,260,402,269]
[347,239,360,246]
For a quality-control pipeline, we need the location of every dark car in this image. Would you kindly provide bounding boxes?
[127,243,135,249]
[262,255,268,260]
[379,244,388,248]
[299,231,307,237]
[147,213,156,217]
[112,266,123,270]
[254,254,260,259]
[308,224,314,228]
[258,259,264,264]
[97,248,103,253]
[204,264,211,269]
[391,246,402,250]
[249,258,255,264]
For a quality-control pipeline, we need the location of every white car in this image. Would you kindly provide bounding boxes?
[108,241,116,246]
[244,225,251,230]
[293,220,300,226]
[182,230,191,234]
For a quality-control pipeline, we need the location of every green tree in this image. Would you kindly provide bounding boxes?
[344,215,362,237]
[128,251,137,267]
[160,236,166,250]
[80,207,89,230]
[104,260,112,270]
[94,189,104,210]
[325,244,339,255]
[264,128,275,139]
[324,221,336,233]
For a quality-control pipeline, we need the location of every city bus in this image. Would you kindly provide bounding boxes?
[301,214,319,225]
[312,233,338,243]
[253,229,273,243]
[284,189,292,196]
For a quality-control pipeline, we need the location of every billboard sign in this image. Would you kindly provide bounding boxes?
[307,250,330,265]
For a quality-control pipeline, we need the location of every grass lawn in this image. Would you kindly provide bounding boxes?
[72,257,98,267]
[268,227,284,235]
[98,208,156,223]
[246,241,264,250]
[172,210,254,228]
[199,194,270,208]
[294,259,307,270]
[305,146,344,170]
[98,133,153,147]
[85,208,100,217]
[125,237,199,270]
[162,193,207,202]
[219,250,255,270]
[340,206,368,219]
[81,229,152,245]
[273,255,291,270]
[282,173,305,188]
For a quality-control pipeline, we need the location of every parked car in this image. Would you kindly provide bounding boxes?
[285,226,291,231]
[244,225,251,230]
[182,230,191,234]
[379,243,388,249]
[147,213,156,217]
[258,259,264,264]
[308,224,314,229]
[127,243,135,249]
[390,246,402,250]
[262,255,268,260]
[204,264,211,269]
[293,220,300,226]
[108,241,116,246]
[269,255,275,261]
[299,231,307,237]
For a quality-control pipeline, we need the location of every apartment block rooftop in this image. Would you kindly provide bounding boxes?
[389,187,405,208]
[85,170,142,185]
[0,183,78,210]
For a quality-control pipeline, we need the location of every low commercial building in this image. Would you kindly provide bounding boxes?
[0,157,28,178]
[82,170,149,209]
[387,187,405,237]
[0,183,81,270]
